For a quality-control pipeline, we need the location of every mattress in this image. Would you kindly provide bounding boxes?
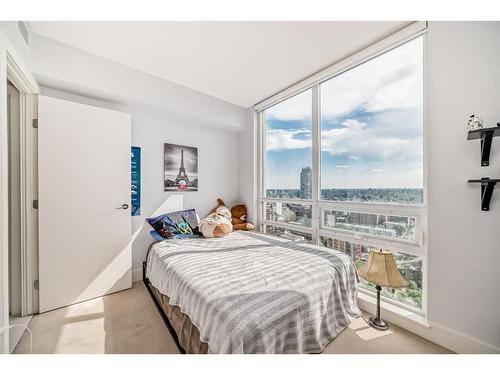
[146,231,361,354]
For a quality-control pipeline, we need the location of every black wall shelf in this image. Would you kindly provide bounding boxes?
[467,126,500,166]
[467,178,500,211]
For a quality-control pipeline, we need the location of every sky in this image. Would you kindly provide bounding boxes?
[265,36,423,190]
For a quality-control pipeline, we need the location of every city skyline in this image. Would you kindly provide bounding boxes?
[268,164,423,204]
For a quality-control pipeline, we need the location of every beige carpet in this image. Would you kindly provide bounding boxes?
[15,282,451,354]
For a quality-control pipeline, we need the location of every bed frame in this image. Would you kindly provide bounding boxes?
[142,261,186,354]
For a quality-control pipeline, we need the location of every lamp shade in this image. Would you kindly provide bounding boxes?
[358,250,409,288]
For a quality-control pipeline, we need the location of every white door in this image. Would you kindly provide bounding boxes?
[38,96,132,313]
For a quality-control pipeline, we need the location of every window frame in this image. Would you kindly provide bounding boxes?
[256,23,428,317]
[318,202,425,249]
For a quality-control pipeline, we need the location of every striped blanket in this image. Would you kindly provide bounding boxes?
[146,231,360,354]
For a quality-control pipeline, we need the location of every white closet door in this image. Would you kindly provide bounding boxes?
[38,96,132,313]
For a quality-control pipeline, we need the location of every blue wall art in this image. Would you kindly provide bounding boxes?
[131,146,141,216]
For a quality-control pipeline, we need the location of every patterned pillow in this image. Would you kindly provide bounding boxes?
[146,208,201,239]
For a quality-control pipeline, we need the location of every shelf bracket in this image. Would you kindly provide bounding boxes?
[481,179,496,211]
[468,178,499,211]
[480,131,493,166]
[467,126,500,167]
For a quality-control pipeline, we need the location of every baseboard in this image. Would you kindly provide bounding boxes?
[132,268,143,283]
[425,321,500,354]
[358,296,500,354]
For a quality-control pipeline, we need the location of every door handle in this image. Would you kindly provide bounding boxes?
[116,204,129,210]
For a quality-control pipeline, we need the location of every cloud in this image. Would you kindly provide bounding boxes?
[264,36,423,121]
[321,124,415,161]
[264,89,312,121]
[321,37,422,119]
[266,111,422,166]
[266,128,311,151]
[266,125,421,170]
[365,73,421,113]
[341,119,366,130]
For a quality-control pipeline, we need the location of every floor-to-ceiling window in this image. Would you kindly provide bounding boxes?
[257,30,426,314]
[261,89,314,239]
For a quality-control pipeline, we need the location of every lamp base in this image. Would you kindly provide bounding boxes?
[368,316,389,331]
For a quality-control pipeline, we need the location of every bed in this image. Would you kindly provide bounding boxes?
[144,231,361,354]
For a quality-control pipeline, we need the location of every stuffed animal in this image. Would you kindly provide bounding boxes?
[230,204,254,231]
[211,198,232,220]
[199,198,233,238]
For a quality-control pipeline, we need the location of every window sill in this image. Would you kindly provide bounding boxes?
[357,291,429,328]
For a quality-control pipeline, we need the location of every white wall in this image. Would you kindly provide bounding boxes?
[30,34,247,132]
[128,105,239,279]
[0,22,31,70]
[426,21,500,351]
[237,109,257,224]
[30,35,248,281]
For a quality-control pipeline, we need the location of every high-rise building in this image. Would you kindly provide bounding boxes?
[300,166,312,199]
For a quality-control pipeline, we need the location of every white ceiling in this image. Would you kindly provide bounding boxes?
[28,21,410,108]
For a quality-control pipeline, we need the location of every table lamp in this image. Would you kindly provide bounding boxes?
[358,249,408,331]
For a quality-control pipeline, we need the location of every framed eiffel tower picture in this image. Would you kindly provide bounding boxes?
[164,143,198,191]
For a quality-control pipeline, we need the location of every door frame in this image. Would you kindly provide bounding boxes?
[0,33,39,353]
[7,54,39,316]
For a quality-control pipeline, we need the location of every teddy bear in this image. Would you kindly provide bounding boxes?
[230,204,254,231]
[199,198,233,238]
